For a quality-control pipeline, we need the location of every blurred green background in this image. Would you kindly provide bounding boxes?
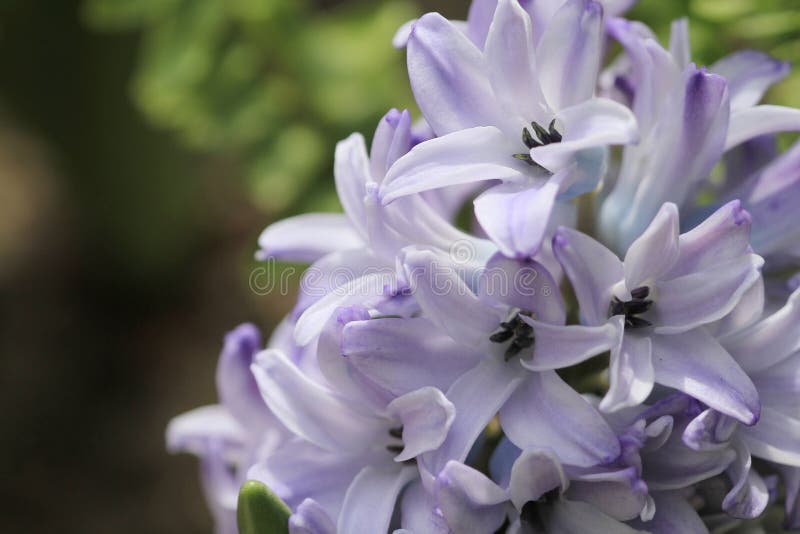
[0,0,798,531]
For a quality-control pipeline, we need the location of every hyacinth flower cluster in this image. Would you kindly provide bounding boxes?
[167,0,800,532]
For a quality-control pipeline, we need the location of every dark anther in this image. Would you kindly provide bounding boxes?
[631,286,650,299]
[609,285,654,330]
[490,311,535,361]
[388,426,403,439]
[489,329,514,343]
[386,444,403,454]
[514,119,562,168]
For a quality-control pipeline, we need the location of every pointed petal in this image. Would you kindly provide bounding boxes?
[553,227,624,326]
[537,0,604,110]
[623,202,680,289]
[723,441,769,519]
[407,13,504,135]
[466,0,498,48]
[337,466,417,534]
[423,358,523,478]
[650,330,760,425]
[726,105,800,151]
[600,333,655,412]
[500,371,621,466]
[652,254,763,333]
[342,317,480,398]
[713,51,790,111]
[669,18,691,72]
[666,200,755,279]
[722,288,800,373]
[566,467,648,521]
[289,499,336,534]
[435,461,508,534]
[509,449,568,509]
[370,109,413,179]
[520,315,622,371]
[166,405,245,455]
[216,323,276,433]
[478,253,566,323]
[334,133,371,236]
[484,0,546,122]
[529,98,638,171]
[401,247,503,347]
[251,350,385,452]
[473,174,564,259]
[381,127,522,204]
[741,406,800,466]
[682,409,738,451]
[386,387,456,462]
[257,214,363,263]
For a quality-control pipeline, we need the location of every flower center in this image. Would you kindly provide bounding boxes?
[609,286,653,329]
[513,119,562,168]
[489,310,535,361]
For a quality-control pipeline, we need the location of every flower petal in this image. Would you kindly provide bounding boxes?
[623,202,680,290]
[370,109,413,179]
[478,253,566,323]
[294,273,392,347]
[484,0,546,122]
[401,247,503,348]
[712,50,790,111]
[509,449,568,510]
[536,0,604,110]
[652,254,763,334]
[500,371,621,466]
[400,480,451,533]
[435,461,509,534]
[342,317,480,398]
[257,214,363,263]
[386,387,456,462]
[723,441,769,519]
[251,349,385,452]
[407,13,504,135]
[721,288,800,374]
[650,329,760,425]
[166,405,245,456]
[422,358,523,480]
[544,499,646,534]
[600,332,655,412]
[381,126,523,204]
[333,132,375,232]
[474,174,566,259]
[726,105,800,151]
[553,227,624,326]
[627,491,708,534]
[289,499,336,534]
[741,406,800,466]
[337,466,417,534]
[520,315,622,371]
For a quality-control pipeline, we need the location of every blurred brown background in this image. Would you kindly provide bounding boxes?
[1,0,798,532]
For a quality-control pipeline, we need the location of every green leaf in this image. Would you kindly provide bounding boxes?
[237,480,291,534]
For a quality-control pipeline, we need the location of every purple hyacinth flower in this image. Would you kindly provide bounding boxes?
[554,201,763,422]
[381,0,638,258]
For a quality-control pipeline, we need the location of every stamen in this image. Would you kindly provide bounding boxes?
[513,119,562,168]
[490,310,536,361]
[609,285,654,330]
[388,426,403,439]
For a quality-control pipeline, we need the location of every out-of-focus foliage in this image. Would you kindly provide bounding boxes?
[83,0,800,217]
[631,0,800,108]
[83,0,417,214]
